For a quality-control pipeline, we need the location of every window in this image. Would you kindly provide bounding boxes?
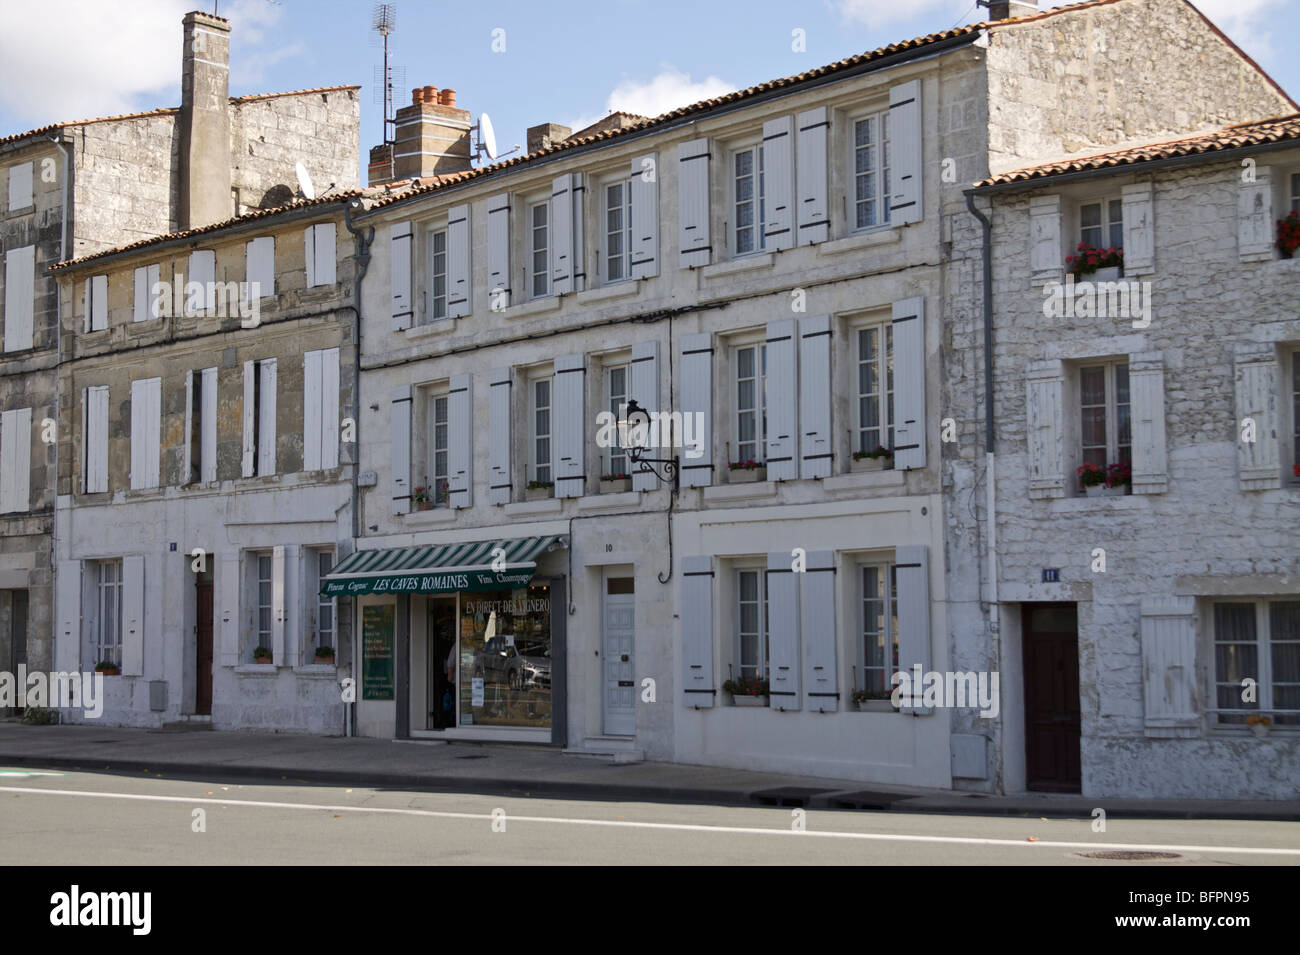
[245,358,277,477]
[305,223,336,288]
[4,246,35,352]
[1080,198,1123,250]
[85,274,108,333]
[859,563,899,695]
[606,364,629,476]
[315,550,334,651]
[0,408,32,513]
[530,377,552,484]
[429,392,450,506]
[855,321,894,453]
[1213,600,1300,727]
[7,161,33,211]
[246,236,275,300]
[129,377,161,490]
[734,343,766,463]
[732,144,765,255]
[1291,173,1299,215]
[427,227,448,322]
[256,553,273,653]
[604,180,633,281]
[186,367,218,484]
[95,560,123,667]
[83,385,109,494]
[1079,361,1130,474]
[736,568,768,680]
[528,201,550,298]
[852,111,891,230]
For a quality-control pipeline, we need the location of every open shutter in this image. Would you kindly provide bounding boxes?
[321,348,339,469]
[766,553,800,711]
[80,388,88,493]
[182,370,196,485]
[446,204,471,317]
[306,224,336,288]
[218,553,239,666]
[570,173,586,291]
[271,545,286,665]
[87,273,108,332]
[189,251,215,312]
[448,373,473,508]
[486,195,511,309]
[895,544,931,713]
[677,138,711,268]
[888,79,922,225]
[1025,359,1066,498]
[553,354,586,498]
[796,107,829,246]
[1238,165,1273,259]
[892,297,926,470]
[56,560,81,672]
[241,361,256,477]
[630,153,659,278]
[200,368,218,483]
[391,385,411,514]
[4,246,34,350]
[551,174,573,294]
[680,556,715,708]
[801,551,837,712]
[488,367,513,505]
[246,236,274,300]
[390,222,413,329]
[282,545,301,668]
[7,162,32,209]
[762,115,794,252]
[1130,352,1167,494]
[133,267,150,323]
[679,333,713,487]
[1234,342,1280,490]
[0,408,30,512]
[765,319,798,481]
[798,315,832,479]
[1139,596,1199,737]
[258,359,277,475]
[303,350,323,471]
[122,555,145,677]
[84,385,108,494]
[630,341,659,491]
[1029,196,1063,283]
[1121,182,1154,274]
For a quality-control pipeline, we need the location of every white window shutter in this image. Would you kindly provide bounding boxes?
[1234,342,1280,490]
[1139,596,1199,737]
[303,349,323,471]
[679,332,713,488]
[800,551,837,712]
[218,552,240,667]
[182,370,195,485]
[200,368,218,483]
[258,359,277,474]
[448,372,473,508]
[391,385,411,514]
[445,204,471,317]
[80,388,88,493]
[796,107,829,245]
[1029,196,1063,283]
[241,361,256,477]
[630,340,659,491]
[1130,352,1167,494]
[677,138,711,268]
[895,545,931,713]
[551,175,573,294]
[1121,182,1154,274]
[89,385,108,493]
[486,195,511,309]
[1238,165,1274,260]
[798,315,832,478]
[765,319,799,481]
[304,226,317,288]
[1025,359,1066,499]
[270,545,286,665]
[892,297,926,471]
[246,236,275,299]
[762,115,794,251]
[888,79,922,225]
[0,407,31,512]
[85,273,108,332]
[134,267,150,323]
[4,246,35,350]
[56,559,82,673]
[188,251,215,312]
[680,556,715,708]
[390,221,413,329]
[8,162,32,209]
[281,544,301,667]
[570,172,586,292]
[553,354,586,498]
[630,153,659,278]
[488,367,513,505]
[122,555,145,677]
[129,377,161,490]
[321,347,339,469]
[765,553,801,711]
[307,223,336,288]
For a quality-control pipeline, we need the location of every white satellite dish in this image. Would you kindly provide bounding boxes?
[296,161,316,200]
[478,112,498,162]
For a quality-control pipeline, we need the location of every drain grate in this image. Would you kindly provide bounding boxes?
[750,787,837,808]
[1078,850,1181,861]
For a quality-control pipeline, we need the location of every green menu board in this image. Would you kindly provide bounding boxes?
[362,604,395,701]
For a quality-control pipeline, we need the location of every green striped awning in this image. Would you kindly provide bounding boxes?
[320,536,562,597]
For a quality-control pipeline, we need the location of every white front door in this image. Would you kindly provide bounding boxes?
[602,577,636,736]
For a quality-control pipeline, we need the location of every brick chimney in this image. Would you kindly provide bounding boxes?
[980,0,1038,19]
[368,85,472,186]
[179,11,232,229]
[527,123,572,153]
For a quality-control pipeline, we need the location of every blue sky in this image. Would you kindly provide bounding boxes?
[2,0,1296,182]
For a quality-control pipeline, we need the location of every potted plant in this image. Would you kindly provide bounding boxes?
[1077,462,1108,497]
[600,472,632,493]
[728,459,766,483]
[253,646,273,665]
[314,645,336,665]
[412,485,433,510]
[1105,461,1132,496]
[1277,210,1300,259]
[1246,714,1272,739]
[852,688,897,712]
[851,445,894,472]
[722,675,770,706]
[94,660,120,677]
[433,479,450,507]
[525,479,554,501]
[1066,242,1124,282]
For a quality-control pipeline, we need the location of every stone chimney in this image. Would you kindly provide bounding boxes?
[527,123,572,153]
[179,11,232,229]
[981,0,1038,20]
[369,85,472,186]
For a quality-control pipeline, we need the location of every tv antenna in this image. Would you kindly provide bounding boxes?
[373,5,399,148]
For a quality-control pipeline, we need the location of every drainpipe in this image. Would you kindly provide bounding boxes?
[49,135,71,620]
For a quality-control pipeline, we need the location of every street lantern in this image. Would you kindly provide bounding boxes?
[617,399,679,493]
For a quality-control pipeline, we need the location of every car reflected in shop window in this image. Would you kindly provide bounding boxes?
[474,636,551,690]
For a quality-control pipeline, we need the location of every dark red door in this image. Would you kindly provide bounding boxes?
[1023,604,1081,792]
[196,580,214,716]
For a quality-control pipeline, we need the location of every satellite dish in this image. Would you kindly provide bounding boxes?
[478,112,498,162]
[296,161,316,200]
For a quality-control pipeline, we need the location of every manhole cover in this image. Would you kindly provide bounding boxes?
[1078,850,1181,861]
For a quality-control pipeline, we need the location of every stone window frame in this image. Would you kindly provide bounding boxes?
[1067,357,1131,494]
[726,135,767,258]
[1205,597,1300,731]
[844,104,892,234]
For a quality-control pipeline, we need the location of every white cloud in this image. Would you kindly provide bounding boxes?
[1175,0,1287,60]
[567,66,736,132]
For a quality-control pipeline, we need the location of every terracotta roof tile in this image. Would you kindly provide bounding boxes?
[230,85,361,104]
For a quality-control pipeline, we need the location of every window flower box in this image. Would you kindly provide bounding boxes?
[252,648,273,665]
[1246,714,1271,739]
[852,690,897,712]
[525,481,554,501]
[1078,462,1130,497]
[851,446,894,472]
[731,694,769,707]
[723,676,769,706]
[728,460,766,483]
[314,647,335,665]
[600,474,632,494]
[1066,242,1123,281]
[94,661,120,677]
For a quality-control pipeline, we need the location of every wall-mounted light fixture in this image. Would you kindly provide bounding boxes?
[618,399,679,493]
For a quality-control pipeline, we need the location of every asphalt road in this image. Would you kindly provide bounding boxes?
[2,767,1298,866]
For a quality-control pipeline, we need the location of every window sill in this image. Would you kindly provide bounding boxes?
[403,506,458,524]
[701,253,774,280]
[503,497,564,516]
[817,228,901,257]
[405,319,456,340]
[702,481,778,502]
[1266,255,1300,275]
[501,296,562,320]
[577,490,641,511]
[1049,494,1149,514]
[576,281,641,304]
[822,468,906,492]
[294,664,339,678]
[233,664,280,676]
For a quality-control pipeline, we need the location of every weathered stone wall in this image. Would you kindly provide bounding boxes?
[71,115,182,254]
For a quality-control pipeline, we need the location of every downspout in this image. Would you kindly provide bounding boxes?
[49,135,71,605]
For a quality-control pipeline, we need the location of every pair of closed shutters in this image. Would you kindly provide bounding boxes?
[391,374,473,513]
[79,381,159,493]
[0,407,31,512]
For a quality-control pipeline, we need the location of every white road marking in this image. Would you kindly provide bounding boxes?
[3,784,1298,857]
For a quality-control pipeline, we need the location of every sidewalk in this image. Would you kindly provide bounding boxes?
[1,723,1295,820]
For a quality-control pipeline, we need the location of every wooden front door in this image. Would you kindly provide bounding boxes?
[196,580,214,716]
[1023,603,1081,792]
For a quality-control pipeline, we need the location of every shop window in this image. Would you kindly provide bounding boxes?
[458,586,553,729]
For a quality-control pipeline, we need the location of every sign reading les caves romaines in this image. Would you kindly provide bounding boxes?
[320,569,534,596]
